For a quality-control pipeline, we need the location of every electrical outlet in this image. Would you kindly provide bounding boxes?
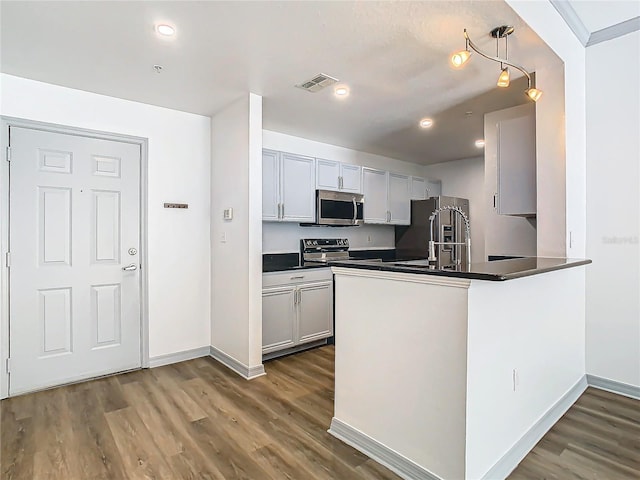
[512,368,519,392]
[221,232,227,243]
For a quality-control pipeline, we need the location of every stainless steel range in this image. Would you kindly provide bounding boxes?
[301,238,351,264]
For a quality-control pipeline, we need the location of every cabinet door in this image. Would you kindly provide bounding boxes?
[340,164,362,193]
[262,286,296,353]
[497,112,536,216]
[262,150,280,221]
[388,172,411,225]
[425,179,442,198]
[316,158,340,191]
[297,282,333,344]
[362,167,388,224]
[410,176,427,200]
[281,153,316,222]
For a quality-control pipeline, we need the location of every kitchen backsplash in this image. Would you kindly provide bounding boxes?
[262,222,395,253]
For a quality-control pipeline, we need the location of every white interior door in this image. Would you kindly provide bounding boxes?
[9,126,141,395]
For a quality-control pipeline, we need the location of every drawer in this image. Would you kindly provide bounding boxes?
[263,268,332,288]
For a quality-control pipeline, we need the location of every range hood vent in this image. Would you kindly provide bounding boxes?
[295,73,339,92]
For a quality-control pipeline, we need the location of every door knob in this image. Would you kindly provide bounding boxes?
[122,263,138,271]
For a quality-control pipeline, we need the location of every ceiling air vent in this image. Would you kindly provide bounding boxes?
[295,73,339,93]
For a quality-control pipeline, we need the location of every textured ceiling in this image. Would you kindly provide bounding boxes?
[568,0,640,33]
[0,1,561,165]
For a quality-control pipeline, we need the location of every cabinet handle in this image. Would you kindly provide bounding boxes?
[290,275,304,280]
[339,176,343,189]
[493,193,497,210]
[277,203,281,218]
[282,203,285,217]
[297,290,301,304]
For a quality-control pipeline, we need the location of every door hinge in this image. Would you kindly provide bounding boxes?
[5,146,11,162]
[5,252,10,268]
[5,358,10,374]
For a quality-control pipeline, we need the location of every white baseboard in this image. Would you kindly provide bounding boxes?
[328,418,442,480]
[148,346,210,368]
[209,346,266,380]
[481,375,588,480]
[587,374,640,400]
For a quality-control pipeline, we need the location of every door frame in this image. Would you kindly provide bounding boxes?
[0,117,150,398]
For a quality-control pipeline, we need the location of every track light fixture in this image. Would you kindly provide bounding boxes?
[450,25,542,102]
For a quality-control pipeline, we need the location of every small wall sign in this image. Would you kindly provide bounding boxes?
[164,203,188,209]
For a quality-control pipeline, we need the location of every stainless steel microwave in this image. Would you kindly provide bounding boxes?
[315,190,364,226]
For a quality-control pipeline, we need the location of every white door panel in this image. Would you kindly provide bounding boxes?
[340,164,362,193]
[9,126,141,395]
[262,150,280,220]
[316,158,340,191]
[362,168,388,224]
[297,282,333,344]
[262,286,296,353]
[280,153,315,222]
[388,173,411,225]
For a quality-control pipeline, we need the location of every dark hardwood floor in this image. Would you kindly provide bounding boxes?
[509,387,640,479]
[2,346,639,479]
[1,346,400,480]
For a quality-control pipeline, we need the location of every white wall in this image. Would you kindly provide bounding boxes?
[211,94,263,370]
[535,62,567,257]
[466,267,586,478]
[262,130,425,253]
[0,74,211,360]
[423,156,485,262]
[585,31,640,388]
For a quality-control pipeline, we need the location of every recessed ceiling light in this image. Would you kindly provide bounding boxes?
[419,118,434,129]
[334,85,349,97]
[156,24,175,36]
[475,139,485,148]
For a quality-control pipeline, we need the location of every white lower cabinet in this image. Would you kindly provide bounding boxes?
[262,287,296,353]
[298,282,333,343]
[262,269,333,356]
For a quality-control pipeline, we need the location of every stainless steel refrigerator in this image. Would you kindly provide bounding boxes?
[395,196,470,268]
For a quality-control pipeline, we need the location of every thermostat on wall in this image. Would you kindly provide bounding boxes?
[223,208,233,220]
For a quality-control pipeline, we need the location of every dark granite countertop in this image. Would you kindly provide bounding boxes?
[329,257,592,281]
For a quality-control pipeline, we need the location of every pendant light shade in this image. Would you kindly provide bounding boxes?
[451,49,471,68]
[526,87,543,102]
[497,67,510,88]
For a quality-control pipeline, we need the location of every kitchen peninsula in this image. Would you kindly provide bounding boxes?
[328,257,591,480]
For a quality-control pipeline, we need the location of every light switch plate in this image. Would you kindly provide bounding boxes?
[223,208,233,220]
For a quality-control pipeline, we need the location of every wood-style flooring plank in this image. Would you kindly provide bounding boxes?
[4,348,637,480]
[509,387,640,479]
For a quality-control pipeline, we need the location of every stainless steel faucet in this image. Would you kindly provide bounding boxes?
[428,205,471,266]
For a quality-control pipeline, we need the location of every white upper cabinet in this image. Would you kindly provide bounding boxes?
[281,153,316,222]
[316,159,362,193]
[496,110,536,216]
[387,173,411,225]
[340,164,362,193]
[425,179,442,198]
[362,167,388,224]
[363,168,411,225]
[262,150,316,222]
[410,176,427,200]
[262,150,280,220]
[316,158,340,191]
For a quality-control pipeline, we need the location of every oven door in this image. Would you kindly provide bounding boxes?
[317,190,364,226]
